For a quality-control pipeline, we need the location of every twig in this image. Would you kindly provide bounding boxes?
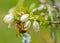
[50,21,60,24]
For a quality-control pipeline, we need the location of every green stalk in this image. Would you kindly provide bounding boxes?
[15,0,24,12]
[54,26,60,43]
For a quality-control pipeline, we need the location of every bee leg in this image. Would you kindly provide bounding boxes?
[16,28,20,38]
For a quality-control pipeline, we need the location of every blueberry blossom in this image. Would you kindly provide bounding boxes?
[3,14,14,24]
[20,14,29,22]
[24,20,31,29]
[37,4,46,11]
[8,8,14,14]
[22,33,31,43]
[32,8,37,12]
[33,20,40,32]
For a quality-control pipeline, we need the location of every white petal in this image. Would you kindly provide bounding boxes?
[24,21,31,28]
[3,14,14,23]
[33,21,40,32]
[20,14,29,22]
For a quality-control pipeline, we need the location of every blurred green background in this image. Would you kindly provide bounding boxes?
[0,0,60,43]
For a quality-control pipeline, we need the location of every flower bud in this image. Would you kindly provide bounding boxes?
[33,21,40,32]
[8,8,14,14]
[32,8,37,12]
[3,14,14,24]
[20,14,29,22]
[22,33,31,43]
[24,21,31,28]
[24,33,31,39]
[37,5,46,11]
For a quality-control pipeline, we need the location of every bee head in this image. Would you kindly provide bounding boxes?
[16,20,21,25]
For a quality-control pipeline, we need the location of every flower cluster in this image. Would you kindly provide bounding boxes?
[3,0,58,43]
[3,2,57,31]
[3,9,40,32]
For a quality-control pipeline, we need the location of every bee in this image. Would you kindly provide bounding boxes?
[16,20,28,37]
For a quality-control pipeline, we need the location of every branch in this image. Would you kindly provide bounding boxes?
[50,21,60,24]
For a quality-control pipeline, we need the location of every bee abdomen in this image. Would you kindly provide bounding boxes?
[19,30,27,33]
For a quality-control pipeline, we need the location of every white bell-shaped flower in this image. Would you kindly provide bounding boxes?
[24,33,31,39]
[33,21,40,32]
[24,20,31,28]
[37,4,46,11]
[3,14,14,24]
[20,14,29,22]
[22,33,31,43]
[8,8,14,14]
[22,37,31,43]
[32,8,37,12]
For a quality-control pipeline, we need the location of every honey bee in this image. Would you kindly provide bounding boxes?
[16,20,28,37]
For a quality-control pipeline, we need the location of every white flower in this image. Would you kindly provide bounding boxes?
[22,33,31,43]
[37,5,46,11]
[20,14,29,22]
[32,8,37,12]
[24,21,31,28]
[24,33,31,39]
[8,8,14,14]
[33,21,40,32]
[3,14,14,24]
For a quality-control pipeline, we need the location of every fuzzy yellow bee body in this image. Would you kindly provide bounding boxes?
[16,20,28,37]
